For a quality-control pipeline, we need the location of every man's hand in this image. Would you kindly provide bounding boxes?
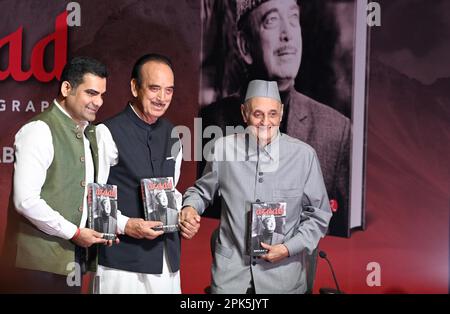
[104,236,120,247]
[124,218,164,240]
[110,237,120,246]
[71,228,109,248]
[179,206,201,240]
[260,243,290,263]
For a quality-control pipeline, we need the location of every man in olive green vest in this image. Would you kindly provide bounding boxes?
[5,57,110,293]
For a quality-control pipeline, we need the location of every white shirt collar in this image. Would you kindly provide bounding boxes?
[53,99,88,129]
[129,102,140,118]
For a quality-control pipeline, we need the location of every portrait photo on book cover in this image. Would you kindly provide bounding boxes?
[94,196,118,237]
[251,214,285,249]
[199,0,368,237]
[148,189,179,227]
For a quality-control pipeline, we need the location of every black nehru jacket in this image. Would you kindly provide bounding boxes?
[98,104,181,274]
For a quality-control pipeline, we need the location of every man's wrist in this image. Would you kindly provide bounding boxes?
[282,244,290,257]
[71,227,81,242]
[182,205,197,212]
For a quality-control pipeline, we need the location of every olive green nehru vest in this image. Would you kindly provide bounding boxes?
[15,103,98,275]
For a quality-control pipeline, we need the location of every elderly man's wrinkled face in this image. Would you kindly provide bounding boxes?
[131,61,174,124]
[156,191,169,207]
[262,215,276,232]
[246,0,302,90]
[241,96,283,145]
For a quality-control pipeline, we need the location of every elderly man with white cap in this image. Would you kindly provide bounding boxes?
[183,80,332,294]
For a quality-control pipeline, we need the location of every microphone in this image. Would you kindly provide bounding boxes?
[318,250,344,294]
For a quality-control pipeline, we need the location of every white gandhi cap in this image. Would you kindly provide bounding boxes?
[244,80,281,103]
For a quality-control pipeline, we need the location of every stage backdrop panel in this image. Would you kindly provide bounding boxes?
[0,0,201,250]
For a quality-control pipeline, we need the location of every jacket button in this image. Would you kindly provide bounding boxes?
[78,206,83,212]
[80,156,85,163]
[76,133,83,139]
[259,172,263,176]
[252,262,256,266]
[258,178,264,183]
[80,180,86,187]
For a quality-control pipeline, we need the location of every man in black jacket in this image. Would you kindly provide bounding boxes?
[95,53,200,293]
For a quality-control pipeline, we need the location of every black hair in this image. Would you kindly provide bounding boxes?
[237,11,255,41]
[59,56,108,91]
[131,53,174,87]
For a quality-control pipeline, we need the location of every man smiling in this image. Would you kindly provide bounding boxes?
[7,57,109,293]
[184,80,331,294]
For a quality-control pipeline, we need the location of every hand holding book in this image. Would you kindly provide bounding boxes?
[124,218,164,240]
[71,227,114,248]
[259,242,290,263]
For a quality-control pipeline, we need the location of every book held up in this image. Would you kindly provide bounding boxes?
[141,177,180,233]
[249,202,286,256]
[87,183,118,240]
